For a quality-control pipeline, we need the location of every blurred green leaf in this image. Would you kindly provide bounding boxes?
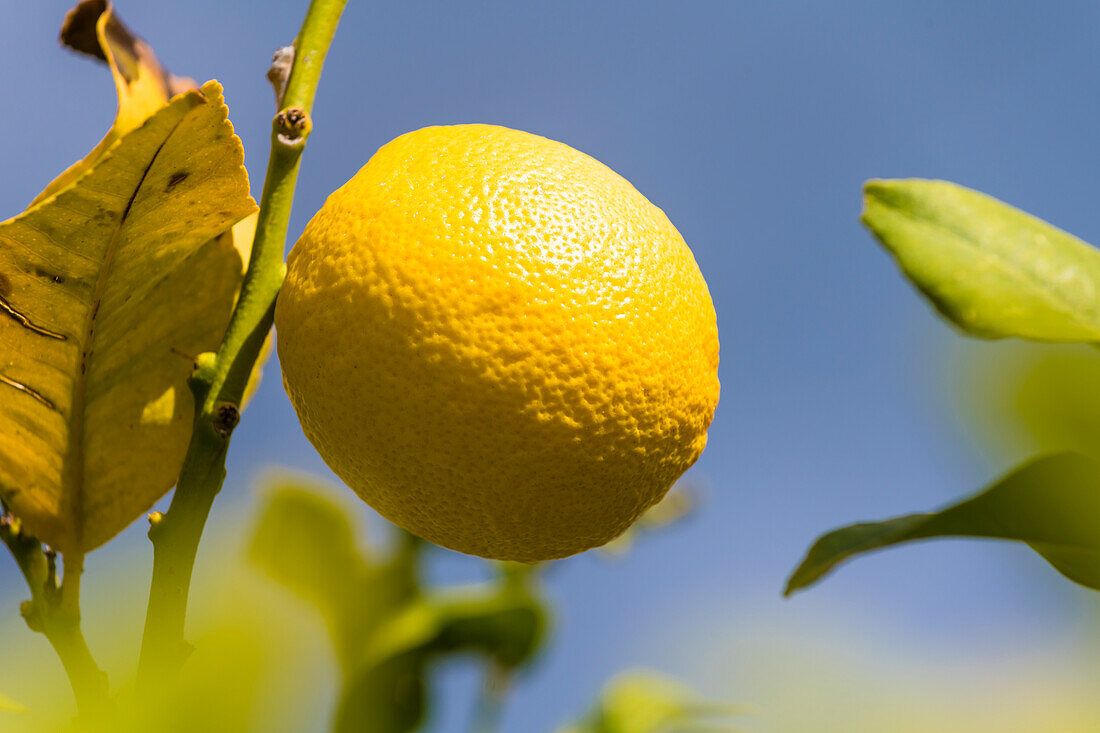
[427,584,547,668]
[957,344,1100,461]
[863,179,1100,342]
[601,485,696,557]
[249,480,424,673]
[248,481,366,616]
[786,453,1100,595]
[249,481,551,733]
[335,651,428,733]
[558,669,744,733]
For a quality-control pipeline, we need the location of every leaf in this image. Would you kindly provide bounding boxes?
[558,669,745,733]
[601,483,696,556]
[34,0,197,206]
[957,344,1100,462]
[420,585,547,668]
[785,453,1100,595]
[0,80,255,553]
[863,179,1100,342]
[250,479,552,732]
[334,651,428,733]
[249,480,425,673]
[248,480,366,615]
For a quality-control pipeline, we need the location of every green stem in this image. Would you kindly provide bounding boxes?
[135,0,349,691]
[469,665,509,733]
[1,519,108,717]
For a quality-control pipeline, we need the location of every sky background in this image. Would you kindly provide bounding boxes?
[3,1,1100,731]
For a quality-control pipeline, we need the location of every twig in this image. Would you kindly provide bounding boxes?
[1,513,108,716]
[135,0,350,690]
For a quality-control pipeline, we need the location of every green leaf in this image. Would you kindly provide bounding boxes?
[786,453,1100,595]
[425,582,547,668]
[600,483,695,557]
[863,178,1100,342]
[334,651,428,733]
[957,344,1100,462]
[0,79,255,554]
[248,480,365,612]
[558,669,744,733]
[250,480,553,732]
[249,480,425,670]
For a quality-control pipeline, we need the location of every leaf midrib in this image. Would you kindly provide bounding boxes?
[64,122,186,551]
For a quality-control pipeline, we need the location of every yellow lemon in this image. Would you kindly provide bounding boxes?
[276,124,719,561]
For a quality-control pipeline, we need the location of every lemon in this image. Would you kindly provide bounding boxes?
[276,124,719,562]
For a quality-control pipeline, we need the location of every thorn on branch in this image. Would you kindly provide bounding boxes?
[274,106,312,147]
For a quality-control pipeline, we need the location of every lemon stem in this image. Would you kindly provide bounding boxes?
[136,0,349,691]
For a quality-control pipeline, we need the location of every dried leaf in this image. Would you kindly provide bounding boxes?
[34,0,196,207]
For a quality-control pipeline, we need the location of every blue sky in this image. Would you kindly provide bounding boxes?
[3,2,1100,731]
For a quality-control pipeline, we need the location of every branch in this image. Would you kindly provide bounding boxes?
[135,0,350,690]
[1,513,108,717]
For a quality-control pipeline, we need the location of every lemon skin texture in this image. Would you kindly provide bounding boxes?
[276,124,719,562]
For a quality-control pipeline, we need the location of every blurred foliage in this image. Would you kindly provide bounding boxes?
[249,479,549,732]
[790,177,1100,598]
[0,471,704,732]
[557,669,744,733]
[786,453,1100,593]
[956,343,1100,462]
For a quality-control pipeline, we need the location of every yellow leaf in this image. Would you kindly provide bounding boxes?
[0,80,256,553]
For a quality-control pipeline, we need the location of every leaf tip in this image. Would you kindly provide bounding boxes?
[782,565,814,598]
[860,178,896,234]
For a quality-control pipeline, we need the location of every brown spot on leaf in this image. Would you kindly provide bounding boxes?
[0,273,10,299]
[33,267,65,285]
[167,171,189,191]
